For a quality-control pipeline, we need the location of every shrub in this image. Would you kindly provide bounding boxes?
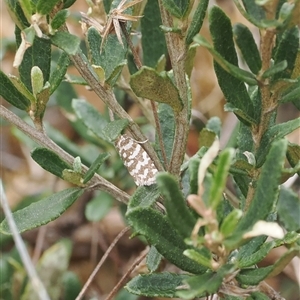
[1,0,299,299]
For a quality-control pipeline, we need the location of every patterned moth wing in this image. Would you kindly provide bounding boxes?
[115,134,158,186]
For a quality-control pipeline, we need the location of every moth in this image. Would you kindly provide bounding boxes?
[115,134,158,186]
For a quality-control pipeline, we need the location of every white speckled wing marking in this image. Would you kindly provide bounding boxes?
[115,134,158,186]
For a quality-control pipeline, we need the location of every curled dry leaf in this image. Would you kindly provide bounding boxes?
[197,138,220,196]
[243,221,285,239]
[81,0,143,52]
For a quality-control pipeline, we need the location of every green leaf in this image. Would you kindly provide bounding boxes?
[51,9,70,30]
[266,247,300,278]
[278,187,300,231]
[61,272,81,300]
[287,143,300,176]
[49,51,70,94]
[103,119,130,142]
[250,291,271,300]
[82,153,110,184]
[161,0,190,19]
[273,26,299,80]
[185,44,197,77]
[188,158,200,195]
[4,0,30,29]
[127,185,160,211]
[8,74,36,103]
[256,118,300,167]
[35,82,50,118]
[85,192,113,222]
[31,66,44,97]
[209,148,234,210]
[125,273,190,297]
[236,241,275,268]
[126,207,207,274]
[176,272,222,299]
[50,31,80,55]
[0,188,83,234]
[62,169,84,186]
[276,231,300,246]
[73,156,82,173]
[16,27,51,91]
[141,0,167,67]
[130,67,183,113]
[194,35,257,86]
[157,173,197,238]
[156,103,175,164]
[31,147,71,178]
[86,27,127,85]
[237,0,265,26]
[146,246,162,273]
[199,117,222,148]
[18,0,32,22]
[207,6,257,125]
[236,139,288,232]
[237,246,299,286]
[261,60,288,78]
[233,23,262,74]
[185,0,209,45]
[36,0,61,14]
[280,81,300,103]
[220,209,243,237]
[183,248,212,269]
[63,0,77,8]
[72,99,109,142]
[0,70,30,110]
[236,266,273,285]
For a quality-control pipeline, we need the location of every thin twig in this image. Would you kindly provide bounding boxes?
[32,226,47,264]
[0,181,50,300]
[75,226,131,300]
[120,21,143,68]
[1,105,130,204]
[104,249,148,300]
[120,21,169,170]
[258,281,285,300]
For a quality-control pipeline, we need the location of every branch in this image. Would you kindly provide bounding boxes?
[1,105,130,204]
[68,50,164,172]
[158,0,190,176]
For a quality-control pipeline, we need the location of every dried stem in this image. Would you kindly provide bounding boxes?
[75,226,131,300]
[1,105,130,204]
[0,181,50,300]
[104,249,148,300]
[120,21,142,68]
[158,0,190,176]
[258,281,286,300]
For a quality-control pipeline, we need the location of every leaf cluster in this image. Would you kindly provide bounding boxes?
[1,0,299,299]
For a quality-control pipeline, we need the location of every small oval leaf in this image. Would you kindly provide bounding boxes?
[130,67,183,113]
